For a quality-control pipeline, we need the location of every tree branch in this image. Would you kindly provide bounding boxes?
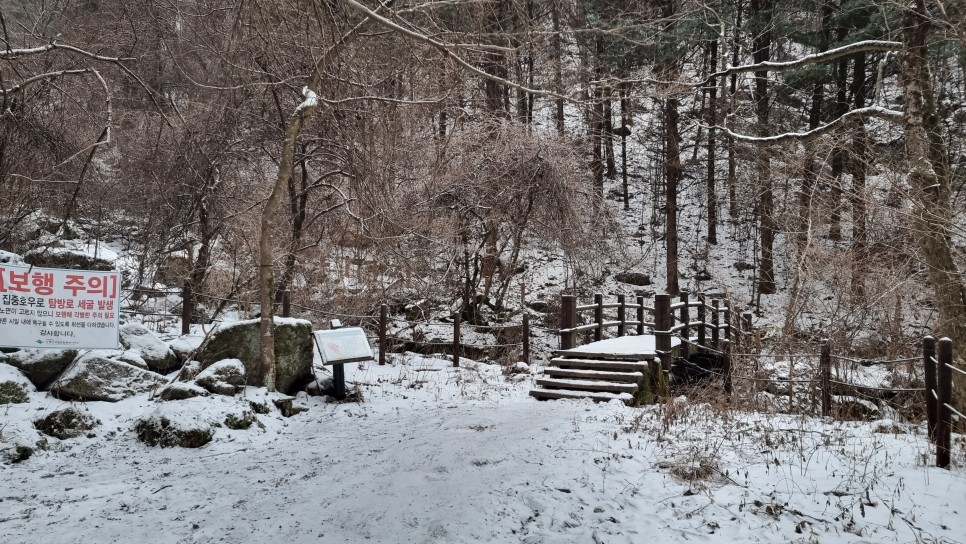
[699,40,902,86]
[717,106,903,145]
[341,0,578,103]
[0,41,135,61]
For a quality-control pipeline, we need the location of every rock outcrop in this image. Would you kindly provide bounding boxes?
[49,352,167,402]
[119,323,181,372]
[194,318,313,393]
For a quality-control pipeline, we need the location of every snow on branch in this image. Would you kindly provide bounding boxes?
[295,86,319,114]
[0,41,135,62]
[0,68,92,95]
[718,106,903,145]
[700,40,903,86]
[342,0,577,104]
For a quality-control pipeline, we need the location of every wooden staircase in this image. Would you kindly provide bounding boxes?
[529,352,656,403]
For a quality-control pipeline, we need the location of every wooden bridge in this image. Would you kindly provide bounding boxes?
[530,292,750,403]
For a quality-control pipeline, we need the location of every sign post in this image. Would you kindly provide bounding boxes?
[0,264,121,349]
[312,326,373,400]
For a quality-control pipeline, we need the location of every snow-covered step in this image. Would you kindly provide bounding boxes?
[554,349,657,361]
[548,357,650,373]
[535,378,638,394]
[529,388,634,403]
[542,367,644,383]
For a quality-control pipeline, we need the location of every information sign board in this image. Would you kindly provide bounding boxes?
[313,327,374,365]
[0,264,121,349]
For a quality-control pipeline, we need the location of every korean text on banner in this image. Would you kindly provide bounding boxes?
[0,264,121,349]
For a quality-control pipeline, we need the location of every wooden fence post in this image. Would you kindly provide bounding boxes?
[679,291,690,345]
[636,295,645,336]
[617,294,626,337]
[181,279,192,335]
[820,341,832,417]
[379,304,388,365]
[697,294,707,350]
[936,337,953,468]
[723,339,733,394]
[522,313,530,365]
[711,299,720,351]
[655,294,672,372]
[723,302,731,344]
[453,312,461,368]
[561,294,577,350]
[594,293,604,342]
[923,336,938,442]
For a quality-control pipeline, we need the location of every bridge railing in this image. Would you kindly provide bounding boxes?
[559,291,752,366]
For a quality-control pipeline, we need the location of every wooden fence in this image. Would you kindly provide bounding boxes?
[371,304,530,368]
[558,291,751,372]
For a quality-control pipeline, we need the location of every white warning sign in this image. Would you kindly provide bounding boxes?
[0,264,121,349]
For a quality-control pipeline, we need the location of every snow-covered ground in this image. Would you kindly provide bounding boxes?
[2,351,964,544]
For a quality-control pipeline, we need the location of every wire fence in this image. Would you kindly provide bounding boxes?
[126,287,962,467]
[122,287,533,366]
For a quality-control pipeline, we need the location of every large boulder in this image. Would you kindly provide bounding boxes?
[194,318,313,394]
[193,359,246,396]
[1,348,78,389]
[134,412,213,448]
[119,323,180,372]
[0,363,35,404]
[0,419,45,464]
[615,272,652,286]
[133,399,224,448]
[157,382,209,401]
[48,352,167,402]
[34,407,100,439]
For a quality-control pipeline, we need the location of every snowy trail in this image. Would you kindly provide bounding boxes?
[2,356,965,544]
[3,397,654,543]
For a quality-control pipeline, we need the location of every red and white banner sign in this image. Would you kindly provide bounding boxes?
[0,264,121,349]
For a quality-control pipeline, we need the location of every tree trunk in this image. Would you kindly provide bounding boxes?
[829,57,848,241]
[850,50,868,298]
[604,91,616,179]
[899,0,966,404]
[706,37,719,245]
[799,0,832,248]
[727,0,742,221]
[551,0,564,135]
[751,0,776,294]
[591,39,605,199]
[620,83,630,211]
[665,95,682,296]
[260,102,314,392]
[277,145,310,318]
